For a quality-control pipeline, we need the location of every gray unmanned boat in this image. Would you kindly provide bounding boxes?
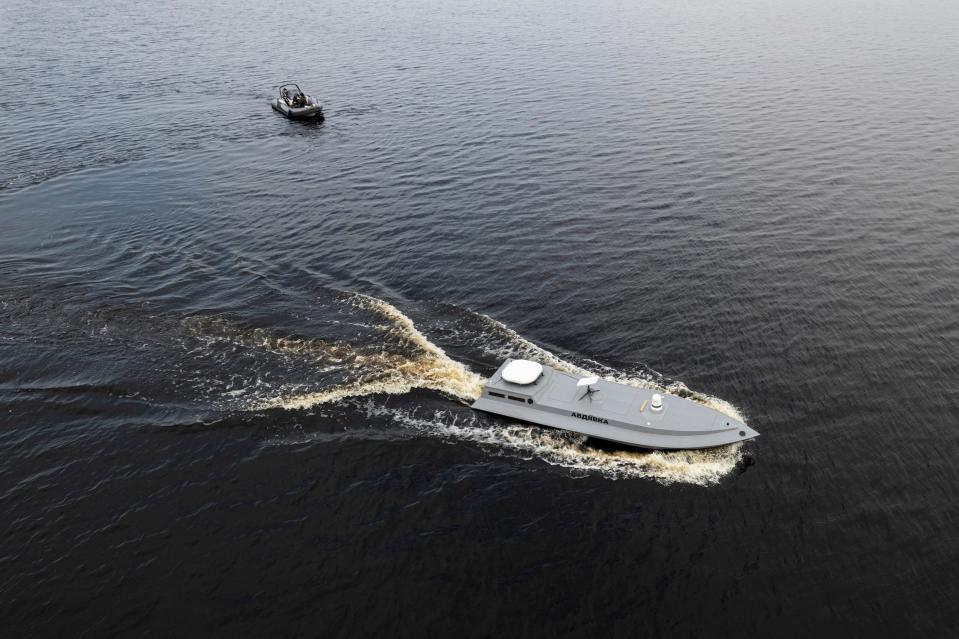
[471,359,758,450]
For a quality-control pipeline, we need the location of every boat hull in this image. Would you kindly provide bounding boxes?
[471,360,758,450]
[271,98,323,119]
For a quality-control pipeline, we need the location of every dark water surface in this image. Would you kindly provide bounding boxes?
[2,0,959,635]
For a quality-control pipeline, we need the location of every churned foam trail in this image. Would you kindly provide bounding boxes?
[245,292,743,424]
[254,293,484,410]
[240,292,747,484]
[362,403,743,486]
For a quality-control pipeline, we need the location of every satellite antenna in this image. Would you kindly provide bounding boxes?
[577,376,600,400]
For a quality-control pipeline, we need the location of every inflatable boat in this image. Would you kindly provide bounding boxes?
[271,82,323,119]
[471,359,759,450]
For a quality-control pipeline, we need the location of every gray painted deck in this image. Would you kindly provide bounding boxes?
[471,360,758,450]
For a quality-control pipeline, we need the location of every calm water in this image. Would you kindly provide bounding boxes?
[2,0,959,635]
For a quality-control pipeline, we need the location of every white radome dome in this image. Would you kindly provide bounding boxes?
[501,359,543,385]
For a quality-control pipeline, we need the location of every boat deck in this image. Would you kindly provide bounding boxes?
[470,360,758,450]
